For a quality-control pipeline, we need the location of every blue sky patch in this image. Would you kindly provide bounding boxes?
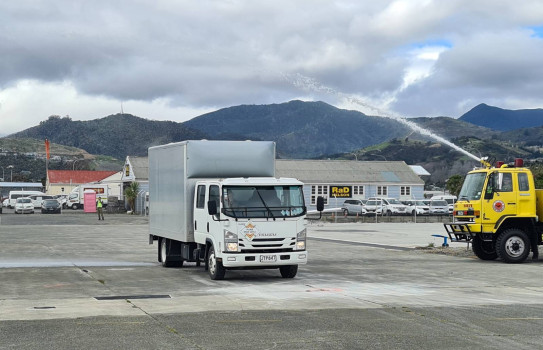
[528,26,543,38]
[408,39,453,49]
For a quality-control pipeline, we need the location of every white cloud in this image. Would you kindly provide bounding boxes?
[0,0,542,134]
[0,80,213,135]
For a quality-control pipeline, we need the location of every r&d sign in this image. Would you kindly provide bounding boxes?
[330,186,352,198]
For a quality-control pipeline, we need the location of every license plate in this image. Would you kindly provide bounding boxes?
[260,255,277,263]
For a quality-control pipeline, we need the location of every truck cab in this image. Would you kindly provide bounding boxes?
[444,158,542,263]
[192,178,308,279]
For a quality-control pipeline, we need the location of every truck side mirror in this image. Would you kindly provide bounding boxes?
[208,200,218,216]
[316,196,324,212]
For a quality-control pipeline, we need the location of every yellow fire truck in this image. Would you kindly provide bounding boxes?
[444,158,543,263]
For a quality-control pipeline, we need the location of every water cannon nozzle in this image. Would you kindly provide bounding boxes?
[479,156,492,168]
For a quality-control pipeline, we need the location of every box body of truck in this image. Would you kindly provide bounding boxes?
[148,140,309,279]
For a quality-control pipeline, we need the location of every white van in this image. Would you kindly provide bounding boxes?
[7,191,45,209]
[28,194,55,208]
[431,195,457,213]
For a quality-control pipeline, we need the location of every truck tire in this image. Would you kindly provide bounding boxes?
[207,245,225,280]
[72,204,78,210]
[496,228,530,263]
[472,235,498,260]
[160,238,183,268]
[279,265,298,278]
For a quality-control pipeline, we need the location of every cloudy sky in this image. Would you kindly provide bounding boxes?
[1,0,542,135]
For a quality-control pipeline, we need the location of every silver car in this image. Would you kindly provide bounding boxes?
[429,200,449,215]
[341,199,367,216]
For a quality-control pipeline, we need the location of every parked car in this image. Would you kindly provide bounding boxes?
[367,197,407,216]
[53,195,68,209]
[341,199,367,216]
[402,200,430,215]
[14,197,35,214]
[364,199,384,215]
[431,195,457,214]
[41,199,62,214]
[2,198,8,207]
[429,200,449,215]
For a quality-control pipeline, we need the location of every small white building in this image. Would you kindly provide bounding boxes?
[121,156,149,213]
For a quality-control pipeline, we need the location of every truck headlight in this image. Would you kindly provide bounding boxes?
[295,229,306,251]
[224,230,238,252]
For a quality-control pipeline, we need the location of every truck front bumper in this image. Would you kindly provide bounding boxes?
[443,222,475,243]
[221,251,308,268]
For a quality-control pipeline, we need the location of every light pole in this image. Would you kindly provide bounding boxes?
[7,165,14,182]
[1,166,4,181]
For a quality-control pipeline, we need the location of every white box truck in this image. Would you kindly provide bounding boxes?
[148,140,322,280]
[67,184,109,210]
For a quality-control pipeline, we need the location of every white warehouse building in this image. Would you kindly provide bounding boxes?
[275,159,426,212]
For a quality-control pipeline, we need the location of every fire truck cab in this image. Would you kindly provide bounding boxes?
[444,158,543,263]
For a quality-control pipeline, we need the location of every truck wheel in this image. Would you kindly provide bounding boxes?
[207,245,225,280]
[496,228,530,263]
[160,238,183,268]
[472,236,498,260]
[279,265,298,278]
[71,204,78,210]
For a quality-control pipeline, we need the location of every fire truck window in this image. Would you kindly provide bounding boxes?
[497,173,513,192]
[518,173,530,191]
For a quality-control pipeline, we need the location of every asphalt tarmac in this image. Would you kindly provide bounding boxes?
[2,210,543,349]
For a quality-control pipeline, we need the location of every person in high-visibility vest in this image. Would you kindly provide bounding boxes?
[97,197,104,220]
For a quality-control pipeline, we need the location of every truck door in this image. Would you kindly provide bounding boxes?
[485,172,517,227]
[193,184,208,243]
[194,183,222,246]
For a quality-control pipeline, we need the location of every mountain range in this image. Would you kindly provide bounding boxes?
[3,100,543,185]
[459,103,543,131]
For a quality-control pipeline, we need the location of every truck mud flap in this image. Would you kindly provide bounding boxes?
[443,223,474,243]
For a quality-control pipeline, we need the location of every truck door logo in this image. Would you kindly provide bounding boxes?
[493,200,505,212]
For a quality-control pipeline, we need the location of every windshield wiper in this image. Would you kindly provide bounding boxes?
[254,189,275,220]
[459,195,470,203]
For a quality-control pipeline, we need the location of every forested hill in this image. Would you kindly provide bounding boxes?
[459,103,543,131]
[183,100,411,158]
[10,114,206,159]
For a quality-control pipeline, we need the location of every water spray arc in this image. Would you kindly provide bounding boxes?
[283,73,481,163]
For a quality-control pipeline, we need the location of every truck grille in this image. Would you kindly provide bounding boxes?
[239,237,295,253]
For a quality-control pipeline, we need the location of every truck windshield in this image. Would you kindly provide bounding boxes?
[458,173,486,201]
[222,185,305,218]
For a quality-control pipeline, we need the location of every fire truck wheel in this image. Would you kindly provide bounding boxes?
[472,236,498,260]
[496,228,530,263]
[279,265,298,278]
[208,245,225,280]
